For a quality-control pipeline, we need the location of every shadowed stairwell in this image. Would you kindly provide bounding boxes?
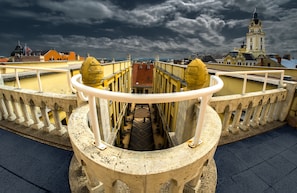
[128,105,155,151]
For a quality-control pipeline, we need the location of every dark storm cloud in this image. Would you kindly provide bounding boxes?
[0,0,296,58]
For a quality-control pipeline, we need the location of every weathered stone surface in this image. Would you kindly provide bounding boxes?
[68,104,222,192]
[287,115,297,128]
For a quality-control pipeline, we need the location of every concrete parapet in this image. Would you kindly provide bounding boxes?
[68,104,222,193]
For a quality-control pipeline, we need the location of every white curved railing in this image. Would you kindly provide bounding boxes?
[0,65,76,93]
[71,74,224,149]
[215,70,286,94]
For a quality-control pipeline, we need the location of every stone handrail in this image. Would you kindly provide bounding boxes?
[68,68,224,192]
[69,103,222,193]
[71,74,224,149]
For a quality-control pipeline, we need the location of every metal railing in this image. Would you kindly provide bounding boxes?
[71,74,224,149]
[0,65,75,93]
[215,70,286,95]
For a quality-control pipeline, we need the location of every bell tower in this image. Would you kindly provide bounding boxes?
[246,8,266,57]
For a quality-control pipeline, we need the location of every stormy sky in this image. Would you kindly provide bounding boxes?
[0,0,296,59]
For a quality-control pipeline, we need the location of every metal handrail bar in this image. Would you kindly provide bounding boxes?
[215,70,285,94]
[71,74,224,149]
[0,65,75,93]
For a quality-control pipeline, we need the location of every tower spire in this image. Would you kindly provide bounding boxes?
[253,8,258,19]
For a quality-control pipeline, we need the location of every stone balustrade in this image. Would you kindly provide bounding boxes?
[68,73,223,192]
[210,82,297,144]
[0,63,296,193]
[68,104,222,193]
[0,85,77,149]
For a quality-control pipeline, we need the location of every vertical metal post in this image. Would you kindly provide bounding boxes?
[242,73,247,95]
[189,95,208,148]
[36,70,43,92]
[89,96,106,150]
[263,72,268,92]
[67,71,75,93]
[15,69,21,89]
[279,70,284,87]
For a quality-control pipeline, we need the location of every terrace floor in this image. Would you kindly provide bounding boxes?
[215,124,297,193]
[0,124,297,193]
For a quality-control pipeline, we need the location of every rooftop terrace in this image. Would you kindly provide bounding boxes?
[1,124,297,193]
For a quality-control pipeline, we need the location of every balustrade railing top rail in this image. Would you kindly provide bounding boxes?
[0,65,75,93]
[71,74,224,149]
[215,70,285,95]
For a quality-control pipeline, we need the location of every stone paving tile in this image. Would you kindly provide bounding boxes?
[215,125,297,193]
[263,188,276,193]
[249,142,279,160]
[271,133,297,148]
[229,145,264,168]
[223,140,247,153]
[284,167,297,186]
[1,124,297,193]
[232,170,269,193]
[0,167,47,193]
[289,143,297,154]
[216,170,269,193]
[215,148,248,179]
[280,149,297,167]
[264,139,287,154]
[251,158,295,186]
[240,134,267,148]
[272,170,297,193]
[0,129,72,193]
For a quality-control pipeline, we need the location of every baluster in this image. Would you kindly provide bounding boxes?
[0,97,9,120]
[11,99,25,124]
[250,101,263,128]
[273,102,282,121]
[170,182,184,193]
[65,111,71,125]
[3,96,16,121]
[259,101,271,125]
[267,102,276,123]
[82,165,104,193]
[113,180,130,193]
[52,104,67,136]
[40,104,55,132]
[222,106,232,136]
[20,100,34,127]
[184,171,203,192]
[240,104,253,131]
[27,100,44,129]
[229,104,242,134]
